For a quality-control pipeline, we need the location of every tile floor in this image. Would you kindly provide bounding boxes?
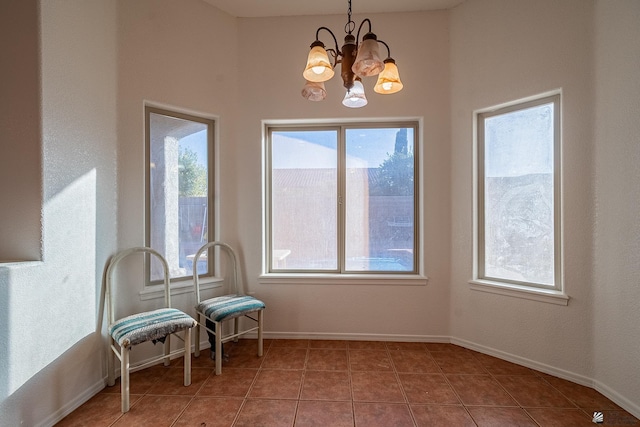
[56,339,639,427]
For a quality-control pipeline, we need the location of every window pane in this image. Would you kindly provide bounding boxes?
[345,128,415,272]
[483,102,555,285]
[149,111,209,281]
[271,130,338,270]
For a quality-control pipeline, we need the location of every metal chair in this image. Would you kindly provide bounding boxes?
[105,247,196,412]
[192,241,265,375]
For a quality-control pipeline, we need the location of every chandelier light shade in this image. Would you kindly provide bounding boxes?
[374,58,404,94]
[352,34,384,77]
[302,43,335,82]
[342,78,368,108]
[301,80,327,101]
[301,0,403,108]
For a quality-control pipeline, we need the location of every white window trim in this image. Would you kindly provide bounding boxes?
[139,276,223,301]
[262,117,426,281]
[469,279,568,305]
[259,273,428,287]
[471,90,568,305]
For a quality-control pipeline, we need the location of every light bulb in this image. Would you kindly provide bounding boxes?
[342,79,367,108]
[312,65,326,75]
[303,44,334,82]
[373,59,403,94]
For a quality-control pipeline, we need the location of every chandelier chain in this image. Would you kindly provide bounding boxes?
[345,0,355,35]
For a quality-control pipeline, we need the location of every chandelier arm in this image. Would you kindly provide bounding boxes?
[377,39,391,59]
[315,26,341,55]
[355,18,372,44]
[326,49,339,67]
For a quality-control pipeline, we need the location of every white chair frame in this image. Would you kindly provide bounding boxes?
[105,247,193,412]
[193,241,264,375]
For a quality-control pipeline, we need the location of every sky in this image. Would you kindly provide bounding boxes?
[177,126,417,170]
[272,128,414,169]
[485,102,554,177]
[180,130,208,167]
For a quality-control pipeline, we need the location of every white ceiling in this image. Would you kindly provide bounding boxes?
[202,0,465,18]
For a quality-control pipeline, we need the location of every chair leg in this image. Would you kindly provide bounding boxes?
[233,318,239,342]
[194,316,201,357]
[107,338,115,387]
[183,328,192,386]
[163,335,171,366]
[215,320,222,375]
[257,310,264,357]
[121,346,130,413]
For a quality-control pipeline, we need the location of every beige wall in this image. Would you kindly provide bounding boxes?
[0,0,118,425]
[450,0,639,415]
[1,0,639,424]
[119,6,453,344]
[235,11,452,338]
[116,0,240,353]
[450,0,596,375]
[593,0,640,412]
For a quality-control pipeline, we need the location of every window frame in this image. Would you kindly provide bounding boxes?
[472,92,568,304]
[262,119,424,282]
[144,104,216,288]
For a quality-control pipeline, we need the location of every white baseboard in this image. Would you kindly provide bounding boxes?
[37,378,106,427]
[260,331,451,343]
[40,334,640,425]
[451,337,640,419]
[450,337,594,387]
[43,339,216,426]
[593,378,640,420]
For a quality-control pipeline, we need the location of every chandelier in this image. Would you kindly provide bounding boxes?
[301,0,403,108]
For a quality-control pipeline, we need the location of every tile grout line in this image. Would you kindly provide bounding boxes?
[480,353,548,426]
[232,340,272,426]
[388,343,420,427]
[290,342,310,427]
[169,358,219,427]
[534,372,598,420]
[347,343,356,427]
[60,340,639,427]
[432,347,481,426]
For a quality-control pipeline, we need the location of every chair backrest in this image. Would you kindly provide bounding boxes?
[105,247,171,326]
[192,241,242,304]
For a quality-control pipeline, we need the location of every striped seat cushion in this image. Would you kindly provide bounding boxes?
[197,295,265,322]
[109,308,196,348]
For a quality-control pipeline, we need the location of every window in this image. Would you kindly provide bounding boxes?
[474,93,563,297]
[145,106,214,284]
[266,122,418,275]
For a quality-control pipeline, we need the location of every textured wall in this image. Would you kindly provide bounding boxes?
[450,0,596,379]
[0,0,118,425]
[116,0,240,360]
[450,0,640,417]
[2,1,639,425]
[235,11,452,338]
[593,0,640,414]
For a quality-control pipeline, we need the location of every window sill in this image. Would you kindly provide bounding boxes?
[469,279,569,306]
[0,260,43,268]
[259,273,428,286]
[139,277,223,301]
